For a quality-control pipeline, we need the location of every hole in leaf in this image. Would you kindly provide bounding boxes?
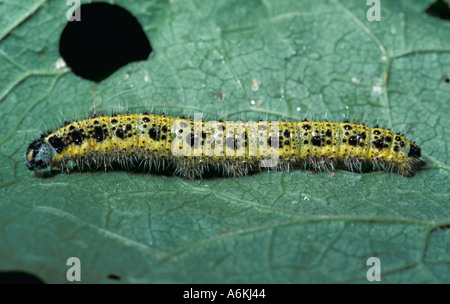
[107,274,121,280]
[212,91,226,102]
[59,2,152,82]
[442,75,450,84]
[425,0,450,21]
[0,271,45,284]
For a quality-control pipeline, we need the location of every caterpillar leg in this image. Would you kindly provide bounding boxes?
[395,162,416,177]
[172,157,206,179]
[221,158,253,178]
[343,156,363,173]
[304,156,336,172]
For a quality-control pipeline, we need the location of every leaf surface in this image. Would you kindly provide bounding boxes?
[0,0,449,283]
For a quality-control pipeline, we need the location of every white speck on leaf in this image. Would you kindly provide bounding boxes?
[55,58,66,69]
[251,79,259,92]
[351,77,360,84]
[372,84,383,96]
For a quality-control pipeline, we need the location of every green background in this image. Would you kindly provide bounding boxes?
[0,0,449,283]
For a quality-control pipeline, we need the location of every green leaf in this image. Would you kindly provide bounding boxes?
[0,0,449,283]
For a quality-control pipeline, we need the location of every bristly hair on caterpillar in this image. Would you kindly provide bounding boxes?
[25,112,424,178]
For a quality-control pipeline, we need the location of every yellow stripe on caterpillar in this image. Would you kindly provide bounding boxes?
[25,113,423,178]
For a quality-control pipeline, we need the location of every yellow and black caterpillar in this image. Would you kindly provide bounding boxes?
[26,113,423,178]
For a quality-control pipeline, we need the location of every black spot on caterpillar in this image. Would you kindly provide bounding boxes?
[25,113,423,178]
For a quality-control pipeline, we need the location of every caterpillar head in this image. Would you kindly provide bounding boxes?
[26,139,52,171]
[407,142,421,159]
[396,141,422,177]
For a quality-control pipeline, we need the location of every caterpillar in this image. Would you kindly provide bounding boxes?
[25,112,423,178]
